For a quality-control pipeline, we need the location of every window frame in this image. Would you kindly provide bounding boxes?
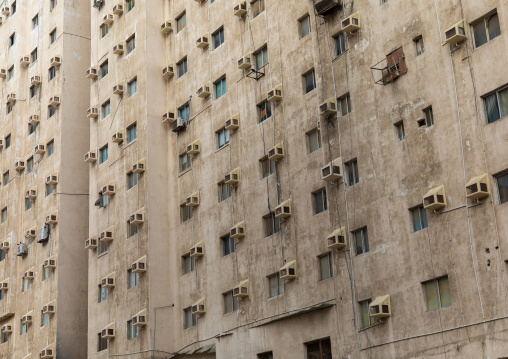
[223,290,239,314]
[345,158,359,186]
[319,252,333,280]
[423,276,452,311]
[353,227,369,256]
[214,76,227,99]
[268,272,284,298]
[299,14,311,38]
[471,12,501,49]
[410,205,428,232]
[176,12,187,33]
[184,307,196,329]
[338,93,352,116]
[263,212,280,237]
[212,26,225,50]
[126,34,136,54]
[303,69,316,94]
[177,57,188,78]
[313,188,328,215]
[495,171,508,205]
[221,235,235,257]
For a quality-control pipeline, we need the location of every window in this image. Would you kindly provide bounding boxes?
[319,253,333,280]
[101,24,109,38]
[128,78,137,97]
[472,12,500,49]
[423,106,434,127]
[313,189,328,214]
[217,127,230,149]
[0,250,5,262]
[305,338,332,359]
[484,86,508,124]
[127,320,139,340]
[411,206,428,232]
[177,57,188,78]
[180,153,191,172]
[424,276,451,310]
[99,145,108,164]
[50,28,57,44]
[21,323,28,335]
[308,129,322,153]
[251,0,265,18]
[1,208,7,223]
[128,269,139,289]
[98,241,108,255]
[181,204,193,222]
[127,35,136,54]
[126,0,135,11]
[254,46,269,70]
[126,123,137,143]
[213,27,224,49]
[223,291,238,314]
[414,35,424,55]
[261,157,276,178]
[47,140,54,156]
[98,285,108,303]
[29,123,36,136]
[257,352,273,359]
[303,70,316,94]
[1,332,7,344]
[48,106,56,118]
[102,101,111,119]
[395,121,405,141]
[359,299,372,328]
[50,0,56,10]
[496,172,508,204]
[11,1,16,13]
[127,221,138,238]
[6,103,13,115]
[27,157,33,173]
[4,135,10,149]
[100,60,108,79]
[9,33,14,47]
[335,32,347,56]
[32,14,38,29]
[30,86,37,99]
[8,66,14,81]
[22,278,30,292]
[31,48,38,63]
[353,227,369,256]
[100,193,109,207]
[218,182,232,202]
[3,172,8,186]
[46,184,54,196]
[338,93,351,116]
[215,76,227,99]
[221,235,235,256]
[263,213,280,237]
[49,66,56,80]
[182,254,195,274]
[184,307,196,329]
[41,313,50,327]
[97,333,108,351]
[179,104,190,122]
[176,12,186,33]
[268,273,284,298]
[381,0,388,3]
[299,15,311,38]
[42,267,51,280]
[345,159,359,186]
[258,101,272,123]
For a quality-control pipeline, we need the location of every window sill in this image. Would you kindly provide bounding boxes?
[97,251,108,259]
[123,139,137,150]
[332,50,349,62]
[358,321,383,332]
[267,294,284,301]
[215,143,230,154]
[314,209,328,216]
[178,167,192,178]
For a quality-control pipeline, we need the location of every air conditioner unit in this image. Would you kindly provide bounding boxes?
[102,182,116,196]
[163,64,174,78]
[29,112,41,125]
[1,324,12,333]
[1,7,9,16]
[279,260,297,280]
[230,221,245,239]
[22,311,33,324]
[50,56,62,67]
[341,12,361,33]
[45,211,58,225]
[197,82,211,98]
[42,302,56,314]
[225,114,240,131]
[162,111,175,125]
[40,346,54,359]
[186,191,200,207]
[445,20,467,45]
[7,93,16,103]
[0,279,8,290]
[423,185,446,211]
[132,309,147,327]
[225,167,240,186]
[327,227,347,249]
[186,140,200,155]
[25,188,37,199]
[18,243,28,256]
[31,75,42,86]
[161,20,173,33]
[100,226,114,243]
[87,107,99,118]
[113,82,125,95]
[113,42,124,54]
[46,173,59,185]
[267,84,283,103]
[86,67,98,79]
[20,56,30,67]
[172,117,186,132]
[49,96,61,107]
[233,279,249,298]
[15,160,26,171]
[23,268,35,279]
[101,323,115,339]
[85,235,98,250]
[133,159,146,174]
[25,226,37,238]
[190,241,204,258]
[34,144,45,154]
[132,256,147,273]
[101,272,115,288]
[39,225,49,243]
[196,34,210,49]
[319,98,337,116]
[0,69,6,78]
[129,208,145,225]
[268,142,284,161]
[0,241,10,251]
[237,53,252,69]
[84,150,97,163]
[321,159,342,182]
[113,3,124,14]
[369,295,391,319]
[234,1,247,17]
[43,256,57,269]
[466,173,490,200]
[191,297,206,315]
[315,0,343,16]
[275,199,292,219]
[112,130,123,143]
[103,13,114,24]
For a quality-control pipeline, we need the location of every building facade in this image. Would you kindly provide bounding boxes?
[85,0,508,359]
[0,0,91,358]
